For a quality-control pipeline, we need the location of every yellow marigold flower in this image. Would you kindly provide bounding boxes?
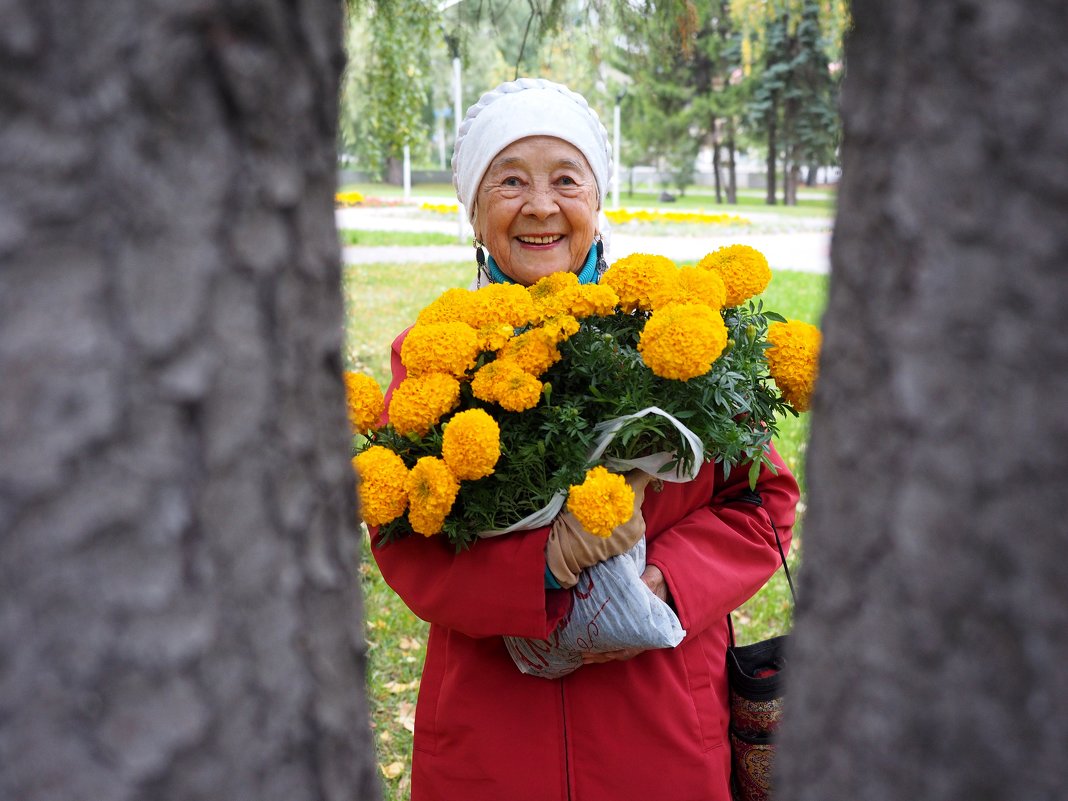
[562,283,619,319]
[401,322,480,377]
[540,315,581,344]
[470,359,543,412]
[649,267,727,311]
[497,327,562,377]
[417,288,471,326]
[404,456,460,536]
[638,303,729,381]
[697,244,771,307]
[566,466,635,538]
[602,253,676,312]
[388,373,461,436]
[475,322,516,352]
[441,408,501,480]
[463,284,537,329]
[343,371,385,434]
[353,447,408,527]
[527,272,580,322]
[766,320,822,412]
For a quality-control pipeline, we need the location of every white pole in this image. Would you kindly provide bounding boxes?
[403,144,411,201]
[439,115,446,169]
[613,100,622,210]
[453,55,465,242]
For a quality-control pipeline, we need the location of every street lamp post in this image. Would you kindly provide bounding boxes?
[613,89,626,210]
[442,24,466,241]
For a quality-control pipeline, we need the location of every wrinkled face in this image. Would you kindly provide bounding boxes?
[475,136,600,286]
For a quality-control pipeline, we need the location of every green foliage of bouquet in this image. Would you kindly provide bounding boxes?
[347,245,821,551]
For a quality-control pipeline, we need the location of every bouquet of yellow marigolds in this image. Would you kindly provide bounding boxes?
[346,244,820,550]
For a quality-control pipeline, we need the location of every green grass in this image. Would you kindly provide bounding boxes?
[339,229,459,247]
[345,260,828,799]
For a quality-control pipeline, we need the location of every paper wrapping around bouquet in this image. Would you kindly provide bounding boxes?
[477,406,704,538]
[503,537,687,679]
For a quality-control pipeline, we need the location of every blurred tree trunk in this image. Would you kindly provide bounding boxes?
[725,119,738,204]
[0,2,380,801]
[776,2,1068,800]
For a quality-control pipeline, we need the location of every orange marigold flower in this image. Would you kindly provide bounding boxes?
[388,373,461,436]
[696,244,771,307]
[343,371,385,433]
[602,253,676,312]
[766,320,821,412]
[475,322,516,352]
[638,303,728,380]
[441,408,501,480]
[404,456,460,536]
[353,447,408,527]
[527,272,580,322]
[540,315,581,344]
[462,283,537,329]
[416,287,471,326]
[497,327,562,377]
[649,266,727,311]
[562,283,619,319]
[566,466,634,538]
[470,359,543,412]
[401,322,480,377]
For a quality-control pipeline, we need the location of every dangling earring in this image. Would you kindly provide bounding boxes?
[474,239,489,287]
[595,234,607,279]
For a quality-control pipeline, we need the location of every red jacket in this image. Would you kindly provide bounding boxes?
[372,329,800,801]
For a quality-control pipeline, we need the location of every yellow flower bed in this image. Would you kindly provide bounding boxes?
[421,202,460,214]
[335,191,365,207]
[605,208,749,226]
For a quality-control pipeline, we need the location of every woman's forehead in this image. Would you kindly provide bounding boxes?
[486,136,593,173]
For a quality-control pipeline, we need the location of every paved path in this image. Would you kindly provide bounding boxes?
[337,205,832,275]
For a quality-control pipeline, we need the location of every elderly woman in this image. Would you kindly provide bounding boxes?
[371,79,800,801]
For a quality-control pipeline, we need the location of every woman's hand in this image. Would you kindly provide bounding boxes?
[640,564,669,604]
[580,565,671,665]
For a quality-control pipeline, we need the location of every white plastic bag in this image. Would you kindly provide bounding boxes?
[503,538,686,679]
[478,406,703,538]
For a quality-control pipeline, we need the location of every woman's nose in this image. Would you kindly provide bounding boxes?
[522,186,560,218]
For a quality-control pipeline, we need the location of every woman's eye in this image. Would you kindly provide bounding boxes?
[558,176,576,186]
[502,177,521,187]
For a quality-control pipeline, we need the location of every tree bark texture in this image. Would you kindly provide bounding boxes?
[0,3,380,800]
[776,2,1068,800]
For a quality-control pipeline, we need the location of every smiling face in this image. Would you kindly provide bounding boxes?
[474,136,600,286]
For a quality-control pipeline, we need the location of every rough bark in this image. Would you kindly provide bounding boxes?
[776,2,1068,800]
[0,2,380,801]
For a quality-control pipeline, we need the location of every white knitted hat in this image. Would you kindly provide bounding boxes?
[452,78,612,224]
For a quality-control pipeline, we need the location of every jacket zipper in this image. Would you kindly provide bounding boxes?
[560,679,572,801]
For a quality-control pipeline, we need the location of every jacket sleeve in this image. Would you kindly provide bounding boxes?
[367,328,569,640]
[371,523,569,640]
[644,445,799,639]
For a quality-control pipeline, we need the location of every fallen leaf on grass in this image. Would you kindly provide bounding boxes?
[398,636,423,651]
[381,761,406,779]
[395,701,416,733]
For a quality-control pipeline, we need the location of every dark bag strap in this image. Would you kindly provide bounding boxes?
[724,489,795,648]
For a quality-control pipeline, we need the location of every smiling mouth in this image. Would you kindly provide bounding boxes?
[516,235,563,245]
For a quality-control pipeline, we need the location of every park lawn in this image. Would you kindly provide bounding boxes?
[344,259,828,801]
[339,228,459,247]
